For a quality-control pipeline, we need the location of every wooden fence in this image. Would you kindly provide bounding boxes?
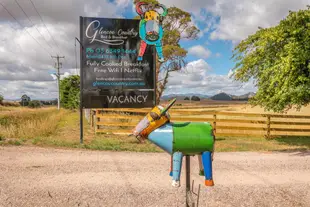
[90,108,310,138]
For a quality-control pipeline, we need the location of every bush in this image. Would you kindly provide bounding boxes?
[2,101,20,107]
[0,95,3,105]
[28,100,42,108]
[191,96,200,101]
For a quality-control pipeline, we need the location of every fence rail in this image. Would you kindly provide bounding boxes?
[90,108,310,138]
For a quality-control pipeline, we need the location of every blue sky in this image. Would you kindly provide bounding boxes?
[119,4,252,96]
[123,5,235,76]
[0,0,308,99]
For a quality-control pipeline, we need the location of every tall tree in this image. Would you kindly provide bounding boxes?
[0,94,3,104]
[134,0,199,103]
[231,6,310,112]
[20,94,31,106]
[60,75,80,109]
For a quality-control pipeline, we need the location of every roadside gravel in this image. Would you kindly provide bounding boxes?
[0,146,309,207]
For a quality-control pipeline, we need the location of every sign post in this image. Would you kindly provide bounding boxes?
[79,16,156,142]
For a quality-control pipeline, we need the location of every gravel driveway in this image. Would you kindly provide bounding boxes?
[0,146,309,207]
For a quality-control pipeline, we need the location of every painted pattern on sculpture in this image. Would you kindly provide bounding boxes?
[136,2,167,62]
[131,98,215,188]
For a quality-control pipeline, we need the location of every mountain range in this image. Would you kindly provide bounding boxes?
[161,93,210,100]
[161,92,256,101]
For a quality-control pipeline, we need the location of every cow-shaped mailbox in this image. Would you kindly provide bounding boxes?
[131,98,215,187]
[136,2,167,62]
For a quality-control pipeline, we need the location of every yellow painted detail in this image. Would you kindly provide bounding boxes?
[144,10,159,21]
[141,106,170,137]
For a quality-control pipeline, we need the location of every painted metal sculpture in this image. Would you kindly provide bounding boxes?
[136,2,167,62]
[131,98,215,187]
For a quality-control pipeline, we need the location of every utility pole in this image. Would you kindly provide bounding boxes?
[52,55,65,110]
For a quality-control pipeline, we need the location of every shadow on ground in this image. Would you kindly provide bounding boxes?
[272,136,310,156]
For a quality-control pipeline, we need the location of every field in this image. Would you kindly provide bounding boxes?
[0,101,310,152]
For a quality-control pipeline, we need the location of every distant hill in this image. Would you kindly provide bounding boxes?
[231,92,256,101]
[209,92,256,101]
[161,93,210,101]
[161,92,256,101]
[210,92,232,101]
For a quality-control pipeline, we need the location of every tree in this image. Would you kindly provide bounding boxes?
[60,75,80,109]
[191,96,200,101]
[20,94,31,106]
[28,100,42,108]
[133,0,200,103]
[231,6,310,112]
[0,94,3,105]
[184,97,190,100]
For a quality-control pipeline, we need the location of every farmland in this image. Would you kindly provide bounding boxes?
[0,100,309,152]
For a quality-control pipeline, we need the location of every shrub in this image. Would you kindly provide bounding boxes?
[28,100,42,108]
[2,101,20,107]
[191,96,200,101]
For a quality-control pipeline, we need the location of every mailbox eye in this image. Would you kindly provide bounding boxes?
[150,112,160,120]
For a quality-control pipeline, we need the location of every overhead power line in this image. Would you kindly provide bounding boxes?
[13,0,56,55]
[0,2,52,57]
[28,0,62,55]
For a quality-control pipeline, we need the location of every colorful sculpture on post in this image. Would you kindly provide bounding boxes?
[136,2,167,62]
[131,98,215,187]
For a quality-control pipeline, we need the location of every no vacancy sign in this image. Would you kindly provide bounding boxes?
[79,17,156,108]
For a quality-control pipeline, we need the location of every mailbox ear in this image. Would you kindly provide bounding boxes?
[160,98,176,116]
[136,2,148,15]
[155,4,168,17]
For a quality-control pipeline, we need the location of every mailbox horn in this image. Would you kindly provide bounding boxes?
[136,2,148,15]
[160,98,176,116]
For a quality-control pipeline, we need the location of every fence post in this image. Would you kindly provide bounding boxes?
[95,109,100,133]
[90,110,95,127]
[266,115,271,138]
[213,114,217,135]
[89,109,92,127]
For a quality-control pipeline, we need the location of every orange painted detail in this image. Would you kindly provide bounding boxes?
[138,40,147,57]
[205,180,214,186]
[139,106,170,138]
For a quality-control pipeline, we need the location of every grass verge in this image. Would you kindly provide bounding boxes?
[1,108,309,152]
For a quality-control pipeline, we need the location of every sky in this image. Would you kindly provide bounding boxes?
[0,0,309,100]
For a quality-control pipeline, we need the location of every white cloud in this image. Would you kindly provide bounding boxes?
[163,59,211,86]
[115,0,131,8]
[0,80,58,100]
[159,0,216,15]
[208,0,309,41]
[160,0,308,42]
[188,45,211,59]
[50,74,57,80]
[0,0,306,99]
[227,69,234,78]
[0,0,127,99]
[162,59,257,96]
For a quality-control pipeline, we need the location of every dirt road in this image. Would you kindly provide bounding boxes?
[0,146,309,207]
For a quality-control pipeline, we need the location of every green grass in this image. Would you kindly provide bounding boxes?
[84,136,161,152]
[1,107,309,152]
[214,136,310,152]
